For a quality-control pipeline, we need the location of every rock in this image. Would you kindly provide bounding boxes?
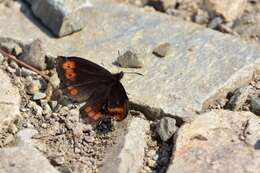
[251,97,260,115]
[0,146,60,173]
[244,116,260,148]
[152,42,171,58]
[167,110,260,173]
[16,128,38,146]
[0,37,23,56]
[2,1,260,121]
[30,0,91,37]
[204,0,247,22]
[116,50,143,68]
[19,67,37,77]
[0,53,4,63]
[99,117,150,173]
[20,39,47,70]
[84,135,95,143]
[3,134,15,145]
[28,101,43,116]
[156,117,177,141]
[49,100,58,110]
[194,9,209,25]
[50,156,65,166]
[8,123,18,134]
[40,100,52,115]
[226,86,250,111]
[0,69,20,131]
[32,92,46,100]
[26,80,41,94]
[233,13,260,40]
[208,16,223,29]
[6,66,16,73]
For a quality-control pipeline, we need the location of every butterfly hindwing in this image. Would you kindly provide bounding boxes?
[107,82,129,121]
[80,84,111,122]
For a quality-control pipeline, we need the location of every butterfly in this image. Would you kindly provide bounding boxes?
[56,56,129,122]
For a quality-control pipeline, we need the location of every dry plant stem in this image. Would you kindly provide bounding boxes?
[0,48,49,81]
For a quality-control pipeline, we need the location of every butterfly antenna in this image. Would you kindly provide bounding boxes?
[123,72,144,76]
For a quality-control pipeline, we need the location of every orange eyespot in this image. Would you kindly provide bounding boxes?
[63,60,76,70]
[67,86,78,96]
[88,111,102,121]
[108,107,125,121]
[65,69,76,80]
[84,106,92,113]
[108,107,124,114]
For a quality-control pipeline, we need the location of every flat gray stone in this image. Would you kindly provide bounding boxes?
[99,117,150,173]
[1,1,260,121]
[0,146,59,173]
[167,110,260,173]
[30,0,92,37]
[0,69,20,131]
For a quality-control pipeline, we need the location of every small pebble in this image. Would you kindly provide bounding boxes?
[0,54,5,63]
[147,159,156,168]
[32,92,46,100]
[208,16,223,29]
[49,100,58,110]
[153,42,171,58]
[74,147,81,153]
[147,149,156,158]
[6,66,16,73]
[32,104,43,116]
[8,123,18,134]
[3,134,15,145]
[251,96,260,115]
[21,67,37,77]
[9,61,19,69]
[58,166,73,173]
[84,136,95,143]
[41,123,48,129]
[116,50,143,68]
[26,80,41,94]
[51,156,65,166]
[40,100,52,115]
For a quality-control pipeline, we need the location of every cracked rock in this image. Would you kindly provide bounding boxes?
[167,110,260,173]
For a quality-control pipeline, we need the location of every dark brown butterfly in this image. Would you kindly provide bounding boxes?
[56,56,129,122]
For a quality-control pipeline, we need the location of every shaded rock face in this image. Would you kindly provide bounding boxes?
[28,0,91,37]
[167,110,260,173]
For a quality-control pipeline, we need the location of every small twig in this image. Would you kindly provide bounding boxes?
[0,48,49,81]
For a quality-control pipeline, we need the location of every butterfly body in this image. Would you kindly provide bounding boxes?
[56,56,129,122]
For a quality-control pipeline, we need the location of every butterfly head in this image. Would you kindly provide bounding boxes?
[113,71,124,81]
